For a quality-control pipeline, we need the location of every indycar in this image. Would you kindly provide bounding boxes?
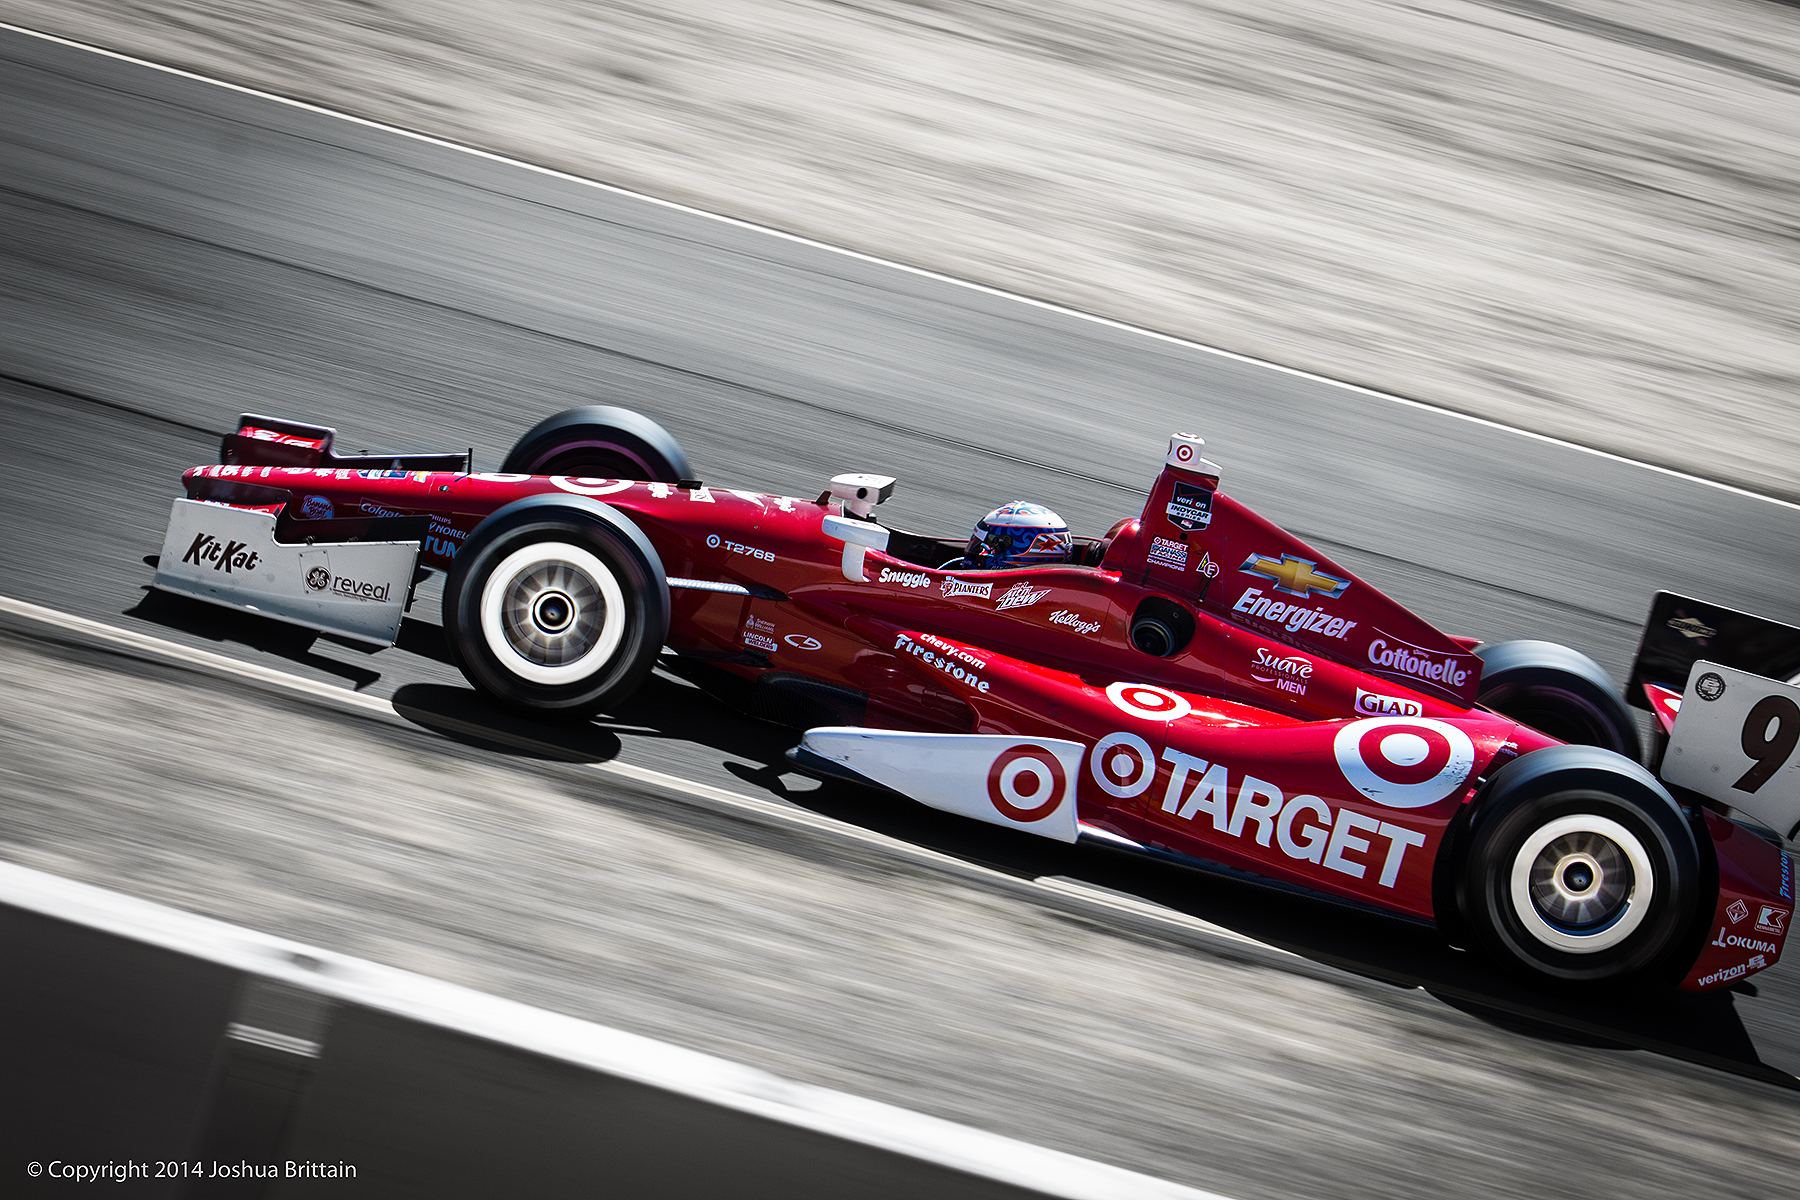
[152,407,1797,992]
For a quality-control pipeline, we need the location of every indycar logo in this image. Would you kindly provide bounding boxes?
[987,745,1067,823]
[1148,536,1188,570]
[181,533,262,575]
[996,583,1050,611]
[879,568,931,589]
[1366,631,1476,692]
[1164,482,1214,532]
[1251,648,1313,695]
[1355,688,1422,718]
[1049,609,1102,635]
[1757,905,1789,936]
[941,577,994,600]
[1090,733,1428,888]
[1332,718,1475,809]
[1240,553,1350,600]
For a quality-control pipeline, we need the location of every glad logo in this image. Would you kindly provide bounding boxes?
[1105,681,1193,723]
[988,745,1068,822]
[1332,718,1476,809]
[1366,631,1476,691]
[1355,688,1423,718]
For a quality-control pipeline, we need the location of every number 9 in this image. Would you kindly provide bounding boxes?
[1735,694,1800,793]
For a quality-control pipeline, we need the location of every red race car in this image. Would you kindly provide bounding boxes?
[151,407,1796,992]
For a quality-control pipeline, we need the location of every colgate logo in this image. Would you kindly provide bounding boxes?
[1366,632,1475,691]
[1251,647,1312,681]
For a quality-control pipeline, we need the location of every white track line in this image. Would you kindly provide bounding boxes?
[0,592,1279,958]
[3,21,1795,516]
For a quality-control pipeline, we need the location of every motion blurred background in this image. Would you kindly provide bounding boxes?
[6,0,1797,496]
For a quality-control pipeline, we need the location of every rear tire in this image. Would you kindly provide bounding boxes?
[1476,640,1641,762]
[502,406,691,482]
[1460,744,1701,986]
[445,495,669,718]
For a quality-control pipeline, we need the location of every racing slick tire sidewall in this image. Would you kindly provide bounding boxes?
[501,405,692,483]
[445,495,669,718]
[1474,640,1643,763]
[1460,744,1701,987]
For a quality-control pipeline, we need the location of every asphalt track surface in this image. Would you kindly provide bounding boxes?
[2,24,1799,1198]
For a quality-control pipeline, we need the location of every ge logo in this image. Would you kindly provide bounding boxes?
[304,566,330,592]
[1105,681,1192,722]
[783,634,822,651]
[1332,718,1475,809]
[987,745,1067,822]
[706,534,722,548]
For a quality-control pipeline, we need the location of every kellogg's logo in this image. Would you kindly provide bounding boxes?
[1049,609,1101,635]
[879,568,931,589]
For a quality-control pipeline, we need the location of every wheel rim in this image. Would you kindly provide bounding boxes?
[1509,813,1655,953]
[479,541,627,685]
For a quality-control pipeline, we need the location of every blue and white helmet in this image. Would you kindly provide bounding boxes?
[964,501,1073,568]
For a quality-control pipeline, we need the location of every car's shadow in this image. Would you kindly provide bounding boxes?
[130,588,1796,1090]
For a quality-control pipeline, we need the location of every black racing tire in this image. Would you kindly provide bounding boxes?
[502,406,692,483]
[444,495,669,718]
[1459,744,1702,987]
[1476,640,1641,763]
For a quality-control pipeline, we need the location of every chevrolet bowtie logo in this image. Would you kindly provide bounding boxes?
[1240,553,1350,600]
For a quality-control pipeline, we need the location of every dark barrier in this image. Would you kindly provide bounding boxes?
[0,863,1219,1199]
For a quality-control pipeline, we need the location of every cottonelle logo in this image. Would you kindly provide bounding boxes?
[1366,631,1475,692]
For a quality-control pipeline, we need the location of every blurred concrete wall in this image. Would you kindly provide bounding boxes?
[1,2,1795,498]
[0,865,1213,1199]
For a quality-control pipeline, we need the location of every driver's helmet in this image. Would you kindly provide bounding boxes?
[963,501,1073,569]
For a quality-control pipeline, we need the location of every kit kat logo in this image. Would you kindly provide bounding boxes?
[182,533,262,575]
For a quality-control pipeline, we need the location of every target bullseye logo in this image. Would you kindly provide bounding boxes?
[1089,731,1156,798]
[1333,717,1475,809]
[552,476,634,497]
[1175,444,1194,463]
[987,745,1068,822]
[1106,681,1192,723]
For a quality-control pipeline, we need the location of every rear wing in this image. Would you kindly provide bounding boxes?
[221,414,468,473]
[1627,592,1800,709]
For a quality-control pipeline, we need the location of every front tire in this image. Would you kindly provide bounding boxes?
[502,406,691,482]
[1460,744,1701,987]
[1476,640,1641,762]
[445,495,669,718]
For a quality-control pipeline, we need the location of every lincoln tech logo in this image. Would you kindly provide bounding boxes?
[1240,553,1349,600]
